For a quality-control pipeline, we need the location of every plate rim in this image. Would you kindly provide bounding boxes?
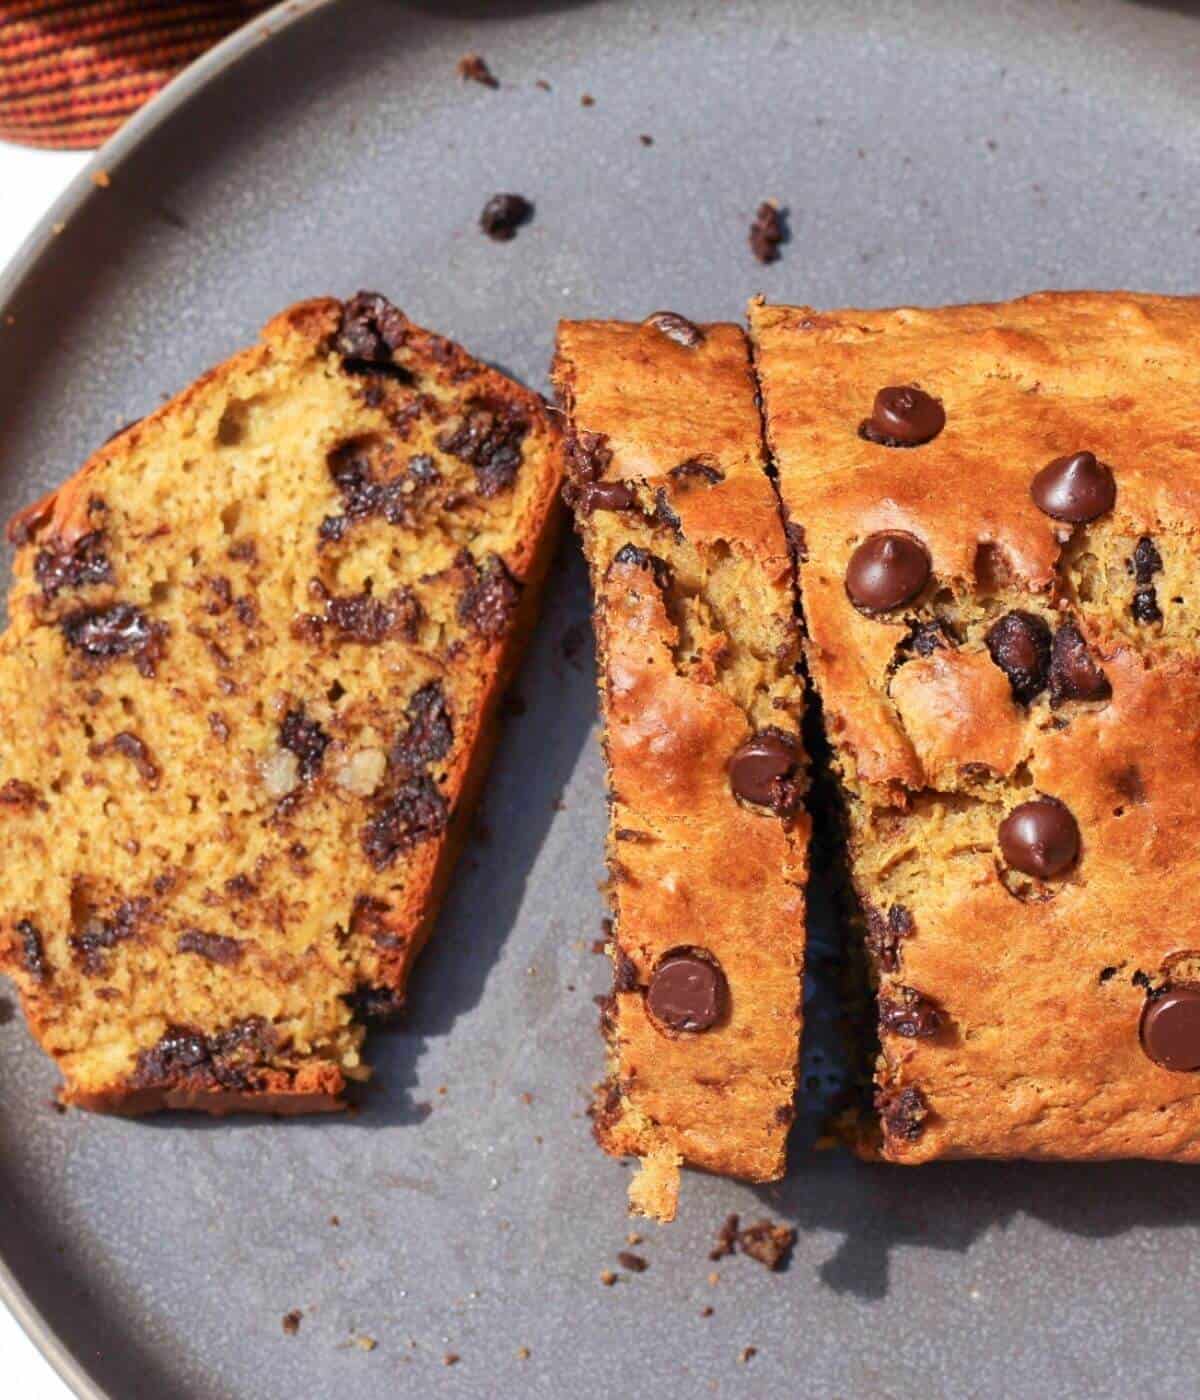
[0,3,341,1395]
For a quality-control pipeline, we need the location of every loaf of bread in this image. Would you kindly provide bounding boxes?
[0,292,562,1113]
[553,312,809,1218]
[751,290,1200,1160]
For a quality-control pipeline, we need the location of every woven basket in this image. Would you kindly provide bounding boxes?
[0,1,271,149]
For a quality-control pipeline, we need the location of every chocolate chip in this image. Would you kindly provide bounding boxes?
[568,479,637,514]
[897,618,956,661]
[876,1084,929,1142]
[1132,588,1162,625]
[564,429,612,483]
[92,731,160,787]
[1141,986,1200,1071]
[864,903,914,974]
[177,930,244,966]
[728,728,803,815]
[998,797,1080,879]
[1049,623,1110,705]
[279,710,330,781]
[669,459,724,486]
[845,532,931,613]
[617,1251,648,1273]
[457,52,498,87]
[34,530,113,598]
[437,399,529,496]
[130,1016,276,1090]
[609,543,672,591]
[16,919,48,984]
[61,603,168,677]
[480,193,533,241]
[336,291,408,364]
[859,387,945,447]
[69,897,147,976]
[985,610,1051,704]
[749,201,786,263]
[457,552,521,640]
[878,987,943,1039]
[1030,451,1115,522]
[324,587,422,644]
[392,681,454,778]
[362,777,448,870]
[643,310,705,348]
[646,952,726,1032]
[1130,536,1163,585]
[344,982,406,1023]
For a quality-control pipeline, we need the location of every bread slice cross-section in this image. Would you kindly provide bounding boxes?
[0,292,562,1113]
[553,312,809,1219]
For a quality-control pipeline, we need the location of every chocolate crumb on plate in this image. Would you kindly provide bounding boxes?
[600,1269,617,1286]
[457,52,498,87]
[281,1310,302,1336]
[480,193,534,241]
[640,133,654,146]
[617,1251,648,1272]
[709,1212,740,1260]
[750,201,787,263]
[737,1218,796,1270]
[443,1353,460,1367]
[740,1346,759,1364]
[581,92,595,106]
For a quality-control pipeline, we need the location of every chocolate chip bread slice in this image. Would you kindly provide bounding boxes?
[553,313,809,1220]
[751,290,1200,1161]
[0,293,562,1113]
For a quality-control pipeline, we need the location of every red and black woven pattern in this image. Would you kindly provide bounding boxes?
[0,1,271,149]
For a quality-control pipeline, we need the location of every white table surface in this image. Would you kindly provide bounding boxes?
[0,137,91,1400]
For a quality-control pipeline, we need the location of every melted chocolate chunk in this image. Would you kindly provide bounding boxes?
[61,603,167,676]
[736,1220,796,1270]
[279,710,330,781]
[437,399,529,496]
[458,552,521,639]
[749,201,786,263]
[646,952,726,1032]
[336,291,409,365]
[90,731,160,787]
[344,982,406,1023]
[362,777,448,869]
[564,428,613,483]
[479,192,533,241]
[860,386,945,447]
[1130,536,1163,585]
[324,587,422,644]
[998,797,1080,879]
[610,542,672,591]
[131,1016,277,1090]
[985,610,1051,705]
[1031,450,1115,523]
[652,486,682,537]
[34,530,113,598]
[617,1251,648,1273]
[900,618,956,660]
[669,458,724,486]
[878,987,943,1039]
[16,919,48,983]
[728,728,803,815]
[177,929,244,966]
[393,682,454,778]
[1049,623,1110,704]
[1132,587,1163,625]
[1141,985,1200,1071]
[845,532,931,613]
[325,438,415,530]
[70,897,146,976]
[643,310,705,348]
[613,947,639,993]
[877,1084,929,1142]
[568,479,636,513]
[784,519,808,564]
[864,902,914,974]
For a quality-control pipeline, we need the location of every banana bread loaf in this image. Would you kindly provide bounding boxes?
[750,290,1200,1161]
[0,292,562,1113]
[553,312,808,1219]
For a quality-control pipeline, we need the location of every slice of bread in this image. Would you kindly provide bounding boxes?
[0,293,562,1114]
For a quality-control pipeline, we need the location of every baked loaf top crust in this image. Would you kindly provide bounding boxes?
[554,314,808,1218]
[0,293,562,1113]
[750,291,1200,1161]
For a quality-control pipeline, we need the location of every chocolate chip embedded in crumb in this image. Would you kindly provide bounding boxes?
[669,458,724,486]
[564,428,612,483]
[1049,623,1110,705]
[457,552,521,640]
[480,193,533,241]
[392,681,454,778]
[90,731,160,787]
[1132,587,1163,625]
[998,797,1080,879]
[728,727,803,815]
[279,710,330,782]
[437,399,529,496]
[344,982,407,1023]
[567,478,637,514]
[0,779,40,808]
[177,929,244,967]
[362,776,448,870]
[864,903,914,974]
[643,310,705,348]
[845,532,931,613]
[876,1083,929,1142]
[1030,450,1116,523]
[335,291,408,365]
[736,1219,796,1271]
[16,919,49,983]
[860,386,946,447]
[878,986,943,1039]
[61,603,168,677]
[609,543,672,592]
[899,618,956,660]
[985,610,1051,705]
[1140,985,1200,1071]
[749,201,786,263]
[646,951,726,1032]
[1130,536,1163,585]
[457,52,498,87]
[34,530,113,598]
[652,486,682,538]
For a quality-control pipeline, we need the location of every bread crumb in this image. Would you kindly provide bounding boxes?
[581,93,595,107]
[639,134,654,146]
[626,1231,642,1245]
[281,1310,302,1335]
[91,170,111,189]
[700,1305,714,1318]
[708,1271,720,1286]
[354,1335,377,1352]
[517,1346,531,1360]
[600,1269,617,1286]
[457,53,498,88]
[740,1346,758,1364]
[617,1251,648,1273]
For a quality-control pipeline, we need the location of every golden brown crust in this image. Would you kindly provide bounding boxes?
[553,315,808,1216]
[750,290,1200,1162]
[0,293,563,1114]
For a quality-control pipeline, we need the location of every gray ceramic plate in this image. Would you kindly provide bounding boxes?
[4,0,1200,1395]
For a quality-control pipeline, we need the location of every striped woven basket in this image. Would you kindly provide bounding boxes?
[0,1,271,149]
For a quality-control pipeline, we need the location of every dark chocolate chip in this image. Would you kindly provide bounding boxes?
[564,429,612,483]
[749,202,786,263]
[34,530,113,598]
[646,952,726,1032]
[392,681,454,778]
[900,618,956,660]
[864,902,914,974]
[61,603,167,677]
[985,610,1051,705]
[279,710,330,782]
[571,479,636,513]
[877,1084,929,1142]
[1129,536,1163,585]
[1141,986,1200,1071]
[878,987,943,1039]
[728,727,803,815]
[336,291,408,364]
[16,919,48,983]
[457,552,521,640]
[130,1016,276,1091]
[610,543,672,591]
[998,797,1080,879]
[344,982,406,1023]
[1132,587,1162,625]
[845,532,931,613]
[480,193,533,241]
[1030,451,1116,523]
[1049,623,1110,704]
[860,387,945,447]
[437,399,529,496]
[177,930,244,966]
[668,458,724,487]
[643,311,705,348]
[362,776,448,870]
